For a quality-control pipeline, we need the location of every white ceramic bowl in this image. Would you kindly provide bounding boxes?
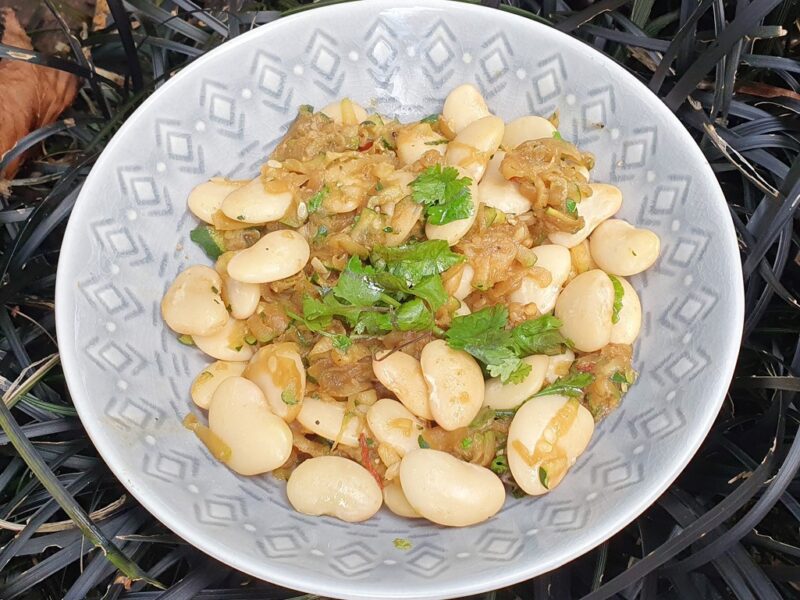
[55,1,744,598]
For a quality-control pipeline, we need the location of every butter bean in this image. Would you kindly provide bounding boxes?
[296,396,362,447]
[484,355,549,410]
[224,277,260,320]
[227,229,309,283]
[244,343,305,422]
[161,265,228,336]
[287,456,382,522]
[477,151,531,215]
[501,116,557,149]
[589,219,660,276]
[208,377,293,476]
[396,123,447,166]
[320,98,368,125]
[366,399,425,456]
[372,351,433,420]
[400,449,505,526]
[549,183,622,248]
[445,116,504,182]
[221,177,292,224]
[610,276,642,344]
[425,173,479,246]
[554,269,614,352]
[190,360,247,409]
[193,317,254,361]
[383,481,421,518]
[420,340,484,431]
[510,244,571,313]
[187,178,246,224]
[507,394,594,495]
[441,84,490,135]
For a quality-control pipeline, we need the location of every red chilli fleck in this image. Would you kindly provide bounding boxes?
[359,433,383,489]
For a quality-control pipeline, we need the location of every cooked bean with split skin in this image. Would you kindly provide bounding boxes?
[166,83,661,526]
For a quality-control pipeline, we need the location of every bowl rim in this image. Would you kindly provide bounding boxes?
[55,1,745,598]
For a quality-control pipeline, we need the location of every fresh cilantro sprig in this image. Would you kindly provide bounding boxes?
[445,307,570,385]
[608,275,624,324]
[410,165,474,225]
[370,240,464,285]
[531,372,595,399]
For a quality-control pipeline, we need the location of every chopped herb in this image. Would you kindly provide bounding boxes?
[565,199,578,215]
[383,226,394,233]
[177,334,194,345]
[233,345,243,352]
[393,538,413,551]
[189,225,225,259]
[307,185,329,214]
[532,372,595,399]
[210,285,219,295]
[418,434,430,448]
[511,486,527,499]
[244,334,257,345]
[332,335,353,352]
[611,372,629,384]
[608,275,624,324]
[314,225,329,241]
[420,113,439,124]
[552,130,563,140]
[365,437,375,447]
[236,215,246,221]
[281,384,298,406]
[424,139,449,145]
[381,137,396,151]
[632,249,638,256]
[375,182,384,192]
[510,315,569,356]
[538,466,550,489]
[460,437,473,450]
[490,454,508,475]
[410,165,474,225]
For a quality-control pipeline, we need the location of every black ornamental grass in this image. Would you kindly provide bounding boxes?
[0,0,798,598]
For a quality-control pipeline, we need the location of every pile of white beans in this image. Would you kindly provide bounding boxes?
[162,84,661,527]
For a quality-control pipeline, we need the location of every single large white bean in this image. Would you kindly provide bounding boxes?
[507,394,594,495]
[589,219,660,276]
[483,355,549,410]
[161,265,228,336]
[296,396,362,447]
[425,175,479,246]
[420,340,484,431]
[193,317,254,361]
[220,177,293,224]
[549,183,623,248]
[227,230,310,283]
[208,377,293,476]
[610,276,642,344]
[320,98,368,125]
[445,116,504,182]
[244,342,305,423]
[366,398,425,456]
[545,349,575,384]
[383,481,421,518]
[190,360,247,409]
[554,269,614,352]
[287,456,382,522]
[441,84,490,135]
[510,244,571,313]
[372,351,433,420]
[501,115,557,149]
[396,123,447,166]
[477,151,531,215]
[400,449,505,526]
[187,178,246,224]
[224,277,260,320]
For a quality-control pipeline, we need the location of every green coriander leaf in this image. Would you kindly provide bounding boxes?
[608,274,624,324]
[189,225,225,259]
[532,372,595,399]
[177,334,194,346]
[611,371,628,384]
[510,315,568,356]
[354,311,393,335]
[420,113,439,124]
[408,274,447,311]
[418,435,430,448]
[281,383,298,406]
[333,256,387,306]
[307,185,328,214]
[332,335,353,352]
[365,437,375,447]
[538,466,550,489]
[446,305,509,350]
[511,486,527,499]
[393,538,413,551]
[313,225,328,241]
[395,299,435,331]
[370,240,464,285]
[410,165,474,225]
[301,294,363,327]
[424,139,448,145]
[490,454,508,475]
[552,130,563,140]
[487,356,531,384]
[460,437,473,450]
[383,226,394,233]
[566,199,578,215]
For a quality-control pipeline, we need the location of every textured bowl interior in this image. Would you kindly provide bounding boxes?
[55,2,744,598]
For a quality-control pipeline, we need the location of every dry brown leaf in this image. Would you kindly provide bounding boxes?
[0,8,79,179]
